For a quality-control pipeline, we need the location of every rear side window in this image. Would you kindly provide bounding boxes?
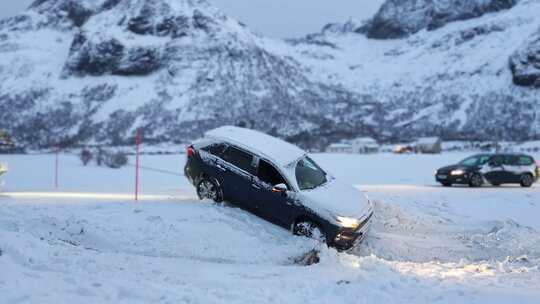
[222,146,254,173]
[517,156,534,166]
[489,155,504,166]
[503,155,517,166]
[203,143,227,157]
[257,160,287,187]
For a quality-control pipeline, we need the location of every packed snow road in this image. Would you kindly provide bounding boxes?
[0,152,539,303]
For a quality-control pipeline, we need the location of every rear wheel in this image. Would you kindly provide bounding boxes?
[469,173,483,188]
[196,179,223,202]
[520,174,534,188]
[293,221,326,242]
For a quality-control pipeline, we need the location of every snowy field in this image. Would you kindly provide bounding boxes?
[1,152,539,303]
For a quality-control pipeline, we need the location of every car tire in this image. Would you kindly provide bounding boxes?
[441,182,452,187]
[196,179,223,202]
[293,221,326,242]
[520,174,534,188]
[469,173,483,188]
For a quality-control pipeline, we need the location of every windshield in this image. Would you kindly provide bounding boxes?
[295,156,327,190]
[459,155,489,166]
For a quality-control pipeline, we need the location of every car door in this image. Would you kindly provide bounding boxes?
[502,155,521,183]
[249,158,297,228]
[219,145,257,211]
[484,155,506,184]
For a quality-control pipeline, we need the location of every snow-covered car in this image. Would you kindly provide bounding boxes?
[436,154,539,187]
[184,126,374,250]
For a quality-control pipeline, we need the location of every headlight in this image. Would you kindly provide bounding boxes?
[336,216,360,229]
[450,169,465,176]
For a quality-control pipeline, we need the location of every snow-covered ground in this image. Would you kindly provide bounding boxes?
[1,152,539,303]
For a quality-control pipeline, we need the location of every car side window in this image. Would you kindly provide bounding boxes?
[222,146,254,173]
[203,143,227,158]
[257,160,288,187]
[489,155,504,166]
[518,156,533,166]
[479,156,490,165]
[503,155,516,166]
[504,155,518,166]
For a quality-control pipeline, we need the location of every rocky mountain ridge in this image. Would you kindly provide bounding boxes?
[0,0,539,150]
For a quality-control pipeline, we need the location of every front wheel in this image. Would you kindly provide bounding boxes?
[293,221,326,242]
[441,182,452,187]
[196,179,223,202]
[469,173,483,188]
[520,174,534,188]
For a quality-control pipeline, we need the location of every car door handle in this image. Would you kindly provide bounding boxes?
[216,164,227,171]
[251,184,261,189]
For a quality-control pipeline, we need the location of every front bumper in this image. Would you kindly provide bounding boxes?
[435,172,470,184]
[333,212,373,251]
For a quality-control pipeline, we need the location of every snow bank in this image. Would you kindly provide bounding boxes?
[1,152,539,303]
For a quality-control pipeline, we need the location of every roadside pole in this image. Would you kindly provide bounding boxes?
[135,129,141,201]
[55,145,59,189]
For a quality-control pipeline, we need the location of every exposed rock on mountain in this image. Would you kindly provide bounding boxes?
[63,32,162,77]
[367,0,517,39]
[510,28,540,87]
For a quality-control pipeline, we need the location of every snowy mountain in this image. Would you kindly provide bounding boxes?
[0,0,369,149]
[0,0,539,149]
[366,0,517,39]
[292,0,540,142]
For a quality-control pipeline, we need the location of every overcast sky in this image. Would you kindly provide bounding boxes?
[0,0,383,38]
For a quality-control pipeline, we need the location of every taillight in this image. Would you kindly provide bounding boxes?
[186,146,194,158]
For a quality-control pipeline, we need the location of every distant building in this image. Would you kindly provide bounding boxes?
[326,143,353,154]
[414,137,442,154]
[351,137,379,154]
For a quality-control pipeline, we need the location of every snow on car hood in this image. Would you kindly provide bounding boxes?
[299,178,372,222]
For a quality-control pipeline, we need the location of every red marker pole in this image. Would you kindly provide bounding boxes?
[54,145,59,189]
[135,129,141,201]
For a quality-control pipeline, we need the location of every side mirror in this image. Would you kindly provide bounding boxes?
[272,183,288,195]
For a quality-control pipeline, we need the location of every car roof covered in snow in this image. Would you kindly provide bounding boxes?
[205,126,306,166]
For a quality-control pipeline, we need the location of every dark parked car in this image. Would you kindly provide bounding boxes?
[436,154,539,187]
[184,126,374,250]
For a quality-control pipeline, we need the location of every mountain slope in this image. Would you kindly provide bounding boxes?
[290,0,540,141]
[0,0,371,149]
[1,0,540,149]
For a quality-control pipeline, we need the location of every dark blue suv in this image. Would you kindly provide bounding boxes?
[184,126,374,250]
